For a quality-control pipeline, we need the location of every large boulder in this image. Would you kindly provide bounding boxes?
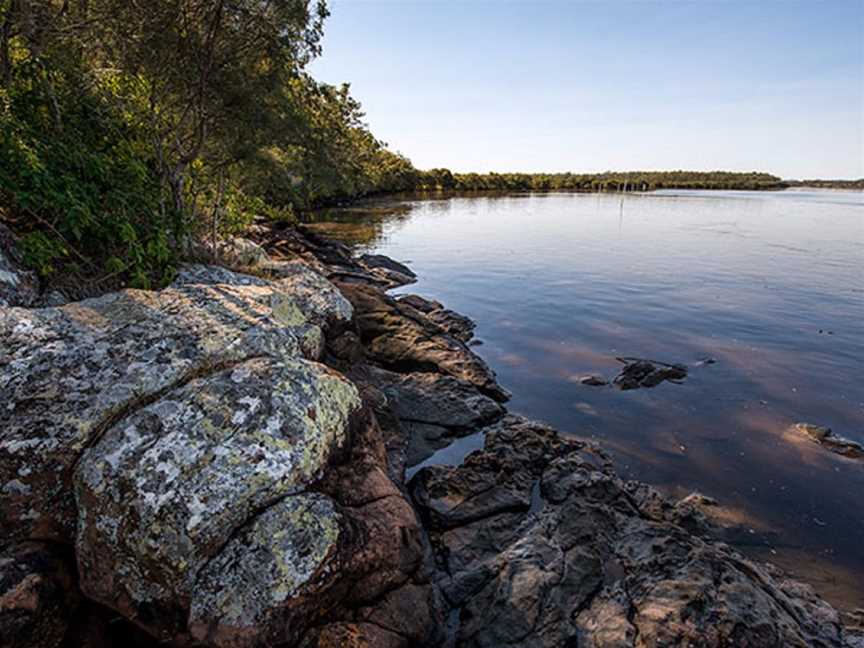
[411,416,855,648]
[1,263,444,647]
[1,267,331,544]
[75,355,359,643]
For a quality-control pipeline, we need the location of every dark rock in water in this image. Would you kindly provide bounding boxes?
[792,423,864,459]
[357,254,417,289]
[410,416,854,648]
[0,542,78,648]
[613,357,688,390]
[338,282,509,402]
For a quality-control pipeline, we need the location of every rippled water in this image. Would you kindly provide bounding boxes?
[308,189,864,609]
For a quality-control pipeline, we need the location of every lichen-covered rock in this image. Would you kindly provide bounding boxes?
[219,237,270,267]
[189,493,342,646]
[411,416,854,648]
[0,224,39,308]
[74,356,359,642]
[174,262,353,329]
[0,542,78,648]
[1,273,330,544]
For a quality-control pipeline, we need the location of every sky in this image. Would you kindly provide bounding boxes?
[310,0,864,179]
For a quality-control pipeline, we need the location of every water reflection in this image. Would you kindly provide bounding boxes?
[313,189,864,609]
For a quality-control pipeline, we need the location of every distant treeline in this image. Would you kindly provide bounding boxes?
[402,170,786,193]
[785,179,864,190]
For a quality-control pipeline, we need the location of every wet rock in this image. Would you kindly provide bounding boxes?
[411,416,853,648]
[0,223,39,308]
[792,423,864,459]
[364,367,505,466]
[357,254,417,289]
[613,357,687,390]
[338,282,509,402]
[0,542,78,648]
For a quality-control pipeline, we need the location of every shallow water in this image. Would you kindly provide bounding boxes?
[308,189,864,609]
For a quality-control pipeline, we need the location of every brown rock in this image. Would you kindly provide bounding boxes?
[337,282,509,401]
[0,542,78,648]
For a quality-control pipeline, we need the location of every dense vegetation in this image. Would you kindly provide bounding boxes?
[0,0,413,288]
[0,1,803,290]
[411,170,785,193]
[785,179,864,190]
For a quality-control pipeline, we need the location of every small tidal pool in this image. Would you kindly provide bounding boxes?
[308,189,864,609]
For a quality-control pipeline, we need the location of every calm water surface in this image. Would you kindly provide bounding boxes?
[309,190,864,608]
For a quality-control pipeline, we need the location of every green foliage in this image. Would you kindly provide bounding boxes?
[0,51,181,288]
[413,170,786,193]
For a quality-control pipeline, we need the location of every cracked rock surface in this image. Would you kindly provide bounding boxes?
[410,416,855,647]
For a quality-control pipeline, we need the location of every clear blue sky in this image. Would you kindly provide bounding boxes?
[310,0,864,179]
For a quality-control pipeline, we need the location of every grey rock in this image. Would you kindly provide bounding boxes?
[364,367,505,467]
[337,283,509,402]
[219,237,270,267]
[75,356,359,641]
[1,270,332,544]
[0,224,39,308]
[411,416,854,648]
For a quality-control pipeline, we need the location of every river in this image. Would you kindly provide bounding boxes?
[307,188,864,609]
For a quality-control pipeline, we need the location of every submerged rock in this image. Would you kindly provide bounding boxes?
[613,357,688,390]
[792,423,864,459]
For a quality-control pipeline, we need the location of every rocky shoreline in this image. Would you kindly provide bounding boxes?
[1,224,862,647]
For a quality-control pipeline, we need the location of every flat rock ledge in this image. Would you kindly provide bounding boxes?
[1,226,860,648]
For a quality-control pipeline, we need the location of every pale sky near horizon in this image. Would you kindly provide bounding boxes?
[310,0,864,179]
